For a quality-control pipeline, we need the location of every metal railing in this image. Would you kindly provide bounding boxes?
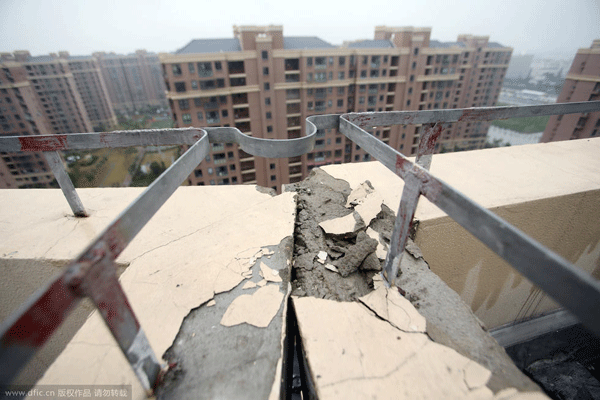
[0,101,599,396]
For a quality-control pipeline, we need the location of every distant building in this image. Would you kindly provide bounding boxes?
[93,50,168,114]
[160,25,512,189]
[541,39,600,142]
[506,54,533,79]
[0,50,110,188]
[498,88,557,106]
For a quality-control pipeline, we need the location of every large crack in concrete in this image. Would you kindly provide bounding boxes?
[284,169,395,302]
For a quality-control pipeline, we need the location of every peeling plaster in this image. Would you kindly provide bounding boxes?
[27,188,296,399]
[318,213,358,235]
[220,284,284,328]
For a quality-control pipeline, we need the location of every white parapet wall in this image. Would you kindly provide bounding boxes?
[322,137,600,329]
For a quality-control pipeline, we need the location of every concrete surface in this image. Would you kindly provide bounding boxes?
[321,137,600,328]
[0,186,296,399]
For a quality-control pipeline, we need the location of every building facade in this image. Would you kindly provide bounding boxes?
[161,25,511,190]
[64,53,118,131]
[93,50,168,114]
[0,51,103,188]
[541,40,600,142]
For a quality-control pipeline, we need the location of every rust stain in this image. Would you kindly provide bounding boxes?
[418,124,443,156]
[102,220,127,260]
[413,167,443,202]
[19,135,68,152]
[458,108,492,122]
[395,154,409,176]
[99,132,111,146]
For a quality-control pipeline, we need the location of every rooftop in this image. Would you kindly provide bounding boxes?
[283,36,335,50]
[175,38,242,54]
[346,39,394,49]
[1,103,599,399]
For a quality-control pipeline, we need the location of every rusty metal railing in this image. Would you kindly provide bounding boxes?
[0,101,599,396]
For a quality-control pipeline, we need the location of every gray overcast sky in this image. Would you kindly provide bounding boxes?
[1,0,599,59]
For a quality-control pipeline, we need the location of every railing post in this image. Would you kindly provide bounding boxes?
[44,151,87,217]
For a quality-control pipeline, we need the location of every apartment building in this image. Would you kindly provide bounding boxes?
[64,53,118,131]
[541,39,600,142]
[93,50,168,114]
[0,51,98,188]
[161,25,511,190]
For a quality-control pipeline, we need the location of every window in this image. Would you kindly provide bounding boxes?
[315,57,326,68]
[314,72,326,82]
[370,70,379,78]
[307,101,313,110]
[307,73,313,82]
[412,61,416,69]
[172,64,182,76]
[266,112,272,119]
[328,100,332,108]
[406,100,411,106]
[182,113,192,123]
[263,67,269,75]
[337,87,345,95]
[339,56,345,66]
[221,110,228,118]
[265,97,271,106]
[271,175,276,181]
[216,78,225,88]
[197,62,213,77]
[194,98,202,107]
[267,125,273,133]
[200,80,215,90]
[178,99,189,110]
[338,71,345,80]
[337,99,343,107]
[264,82,270,91]
[413,48,419,55]
[262,50,268,60]
[219,95,227,103]
[270,163,276,170]
[175,82,186,92]
[197,111,203,120]
[215,61,222,70]
[328,72,333,80]
[408,87,412,94]
[306,57,313,66]
[188,63,195,73]
[191,80,198,90]
[360,70,367,78]
[409,75,414,82]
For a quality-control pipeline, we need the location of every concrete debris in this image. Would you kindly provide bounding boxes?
[345,181,375,207]
[324,264,339,273]
[316,251,328,264]
[405,238,423,259]
[354,191,384,227]
[464,360,493,390]
[318,213,359,236]
[206,300,216,307]
[242,281,257,290]
[257,279,267,287]
[331,231,379,277]
[259,261,282,283]
[366,227,388,260]
[220,285,284,328]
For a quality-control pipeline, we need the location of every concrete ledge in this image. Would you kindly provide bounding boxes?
[0,186,297,399]
[322,138,600,329]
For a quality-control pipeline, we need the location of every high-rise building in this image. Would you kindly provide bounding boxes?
[0,50,103,188]
[93,50,168,114]
[63,52,118,131]
[541,39,600,142]
[160,25,512,190]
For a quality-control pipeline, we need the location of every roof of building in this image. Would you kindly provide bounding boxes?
[429,40,466,48]
[283,36,335,49]
[347,40,394,49]
[68,55,93,60]
[175,38,242,54]
[487,42,506,48]
[26,55,56,63]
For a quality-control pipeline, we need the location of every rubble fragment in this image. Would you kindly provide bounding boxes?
[220,285,284,328]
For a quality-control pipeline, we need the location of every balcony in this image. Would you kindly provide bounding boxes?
[227,61,245,75]
[234,108,249,120]
[285,89,300,100]
[2,102,600,399]
[286,103,300,114]
[287,116,300,128]
[232,93,248,106]
[285,74,300,83]
[284,58,300,71]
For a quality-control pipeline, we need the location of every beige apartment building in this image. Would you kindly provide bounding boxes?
[542,39,600,142]
[161,25,512,190]
[93,50,168,114]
